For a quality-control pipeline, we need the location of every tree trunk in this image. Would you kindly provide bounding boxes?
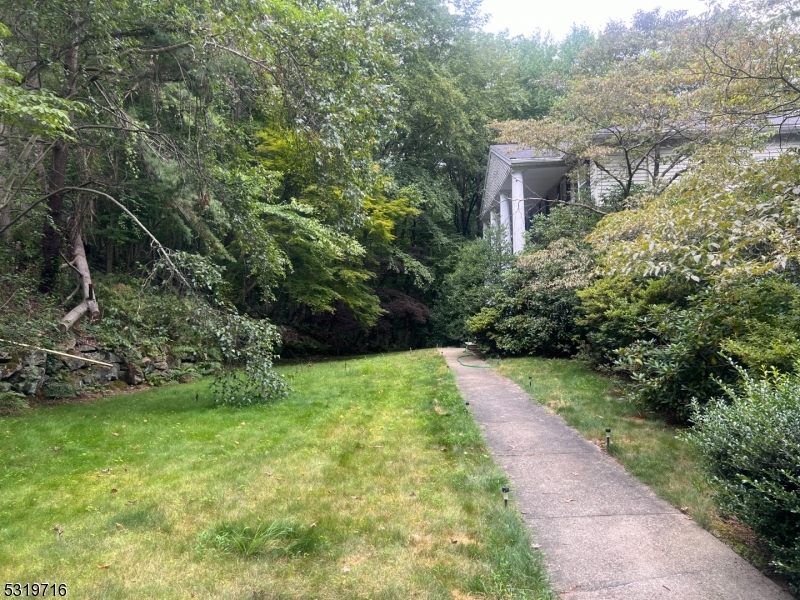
[39,141,68,292]
[59,229,100,332]
[0,127,8,240]
[59,301,88,333]
[652,142,661,182]
[105,240,113,275]
[39,38,78,292]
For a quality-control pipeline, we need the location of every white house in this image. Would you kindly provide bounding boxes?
[481,117,800,253]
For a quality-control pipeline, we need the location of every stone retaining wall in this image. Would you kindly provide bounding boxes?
[0,340,192,399]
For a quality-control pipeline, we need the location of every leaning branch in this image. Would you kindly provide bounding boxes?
[0,186,189,287]
[0,338,113,367]
[528,197,610,216]
[522,183,609,216]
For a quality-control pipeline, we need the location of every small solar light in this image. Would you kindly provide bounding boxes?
[528,376,532,387]
[606,428,611,451]
[465,401,470,406]
[502,486,510,507]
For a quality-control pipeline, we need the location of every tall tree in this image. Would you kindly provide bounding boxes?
[495,10,742,200]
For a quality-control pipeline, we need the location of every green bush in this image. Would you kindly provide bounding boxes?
[433,226,514,344]
[0,390,29,412]
[575,275,696,368]
[687,368,800,591]
[465,205,602,356]
[526,202,603,250]
[90,265,286,406]
[615,277,800,420]
[467,238,594,356]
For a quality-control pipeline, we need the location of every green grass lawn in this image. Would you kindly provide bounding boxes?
[0,351,553,600]
[495,356,771,570]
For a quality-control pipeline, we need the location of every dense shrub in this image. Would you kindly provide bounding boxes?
[575,275,696,368]
[614,277,800,419]
[463,205,600,356]
[687,368,800,590]
[433,226,514,344]
[0,390,29,413]
[468,238,592,355]
[526,202,603,250]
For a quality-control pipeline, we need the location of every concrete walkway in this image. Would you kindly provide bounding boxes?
[441,348,792,600]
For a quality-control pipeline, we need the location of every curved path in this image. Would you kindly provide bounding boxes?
[441,348,792,600]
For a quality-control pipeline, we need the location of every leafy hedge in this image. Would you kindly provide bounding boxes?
[687,368,800,591]
[613,278,800,419]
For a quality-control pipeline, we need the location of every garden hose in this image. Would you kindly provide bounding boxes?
[457,352,493,369]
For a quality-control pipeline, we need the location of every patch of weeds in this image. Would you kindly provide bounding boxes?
[466,508,554,600]
[144,372,167,386]
[199,519,325,558]
[0,390,29,413]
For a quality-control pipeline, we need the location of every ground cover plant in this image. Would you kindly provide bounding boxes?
[0,350,553,600]
[494,356,779,575]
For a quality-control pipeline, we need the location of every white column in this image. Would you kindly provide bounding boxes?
[511,169,525,253]
[499,193,512,247]
[490,207,499,228]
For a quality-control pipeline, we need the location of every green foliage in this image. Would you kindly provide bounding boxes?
[200,519,324,558]
[614,278,800,419]
[468,238,593,356]
[496,10,736,200]
[459,206,598,356]
[589,149,800,280]
[687,367,800,589]
[0,390,28,413]
[88,279,208,362]
[512,26,596,119]
[526,203,603,250]
[0,250,63,347]
[86,271,286,406]
[575,275,696,368]
[0,22,79,139]
[208,310,286,406]
[433,225,513,343]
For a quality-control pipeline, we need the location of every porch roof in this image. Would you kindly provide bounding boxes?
[480,145,569,219]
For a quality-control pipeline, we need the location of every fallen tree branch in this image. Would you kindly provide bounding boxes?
[533,197,610,216]
[62,283,81,306]
[59,229,100,332]
[0,338,113,367]
[0,290,18,312]
[59,301,89,333]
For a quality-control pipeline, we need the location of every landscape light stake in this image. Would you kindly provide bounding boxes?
[502,486,510,507]
[606,428,611,451]
[528,376,532,387]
